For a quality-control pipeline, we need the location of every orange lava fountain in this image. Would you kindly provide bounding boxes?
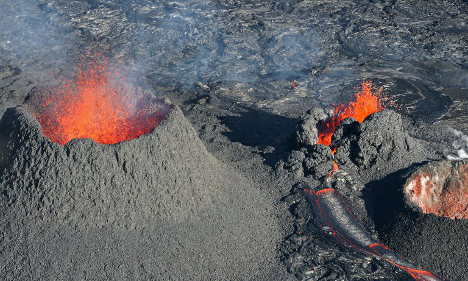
[29,58,171,145]
[317,81,385,146]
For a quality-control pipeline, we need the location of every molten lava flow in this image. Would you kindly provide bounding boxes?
[30,58,171,145]
[317,81,385,146]
[327,161,339,178]
[305,188,442,281]
[332,161,338,171]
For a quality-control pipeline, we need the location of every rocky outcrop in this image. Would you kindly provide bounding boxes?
[405,160,468,219]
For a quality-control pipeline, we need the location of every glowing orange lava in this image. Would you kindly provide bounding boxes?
[29,58,171,145]
[317,81,385,146]
[327,160,339,178]
[332,161,338,171]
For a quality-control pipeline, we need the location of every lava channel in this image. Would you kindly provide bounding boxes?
[304,188,443,281]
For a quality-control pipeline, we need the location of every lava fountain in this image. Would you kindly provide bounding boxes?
[26,58,170,145]
[317,81,385,147]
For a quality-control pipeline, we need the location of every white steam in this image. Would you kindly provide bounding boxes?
[446,129,468,160]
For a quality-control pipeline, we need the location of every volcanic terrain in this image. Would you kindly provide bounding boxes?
[1,0,468,281]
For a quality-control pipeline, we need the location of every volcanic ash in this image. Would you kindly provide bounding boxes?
[0,98,281,281]
[0,102,224,227]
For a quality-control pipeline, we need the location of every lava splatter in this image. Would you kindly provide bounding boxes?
[317,81,385,146]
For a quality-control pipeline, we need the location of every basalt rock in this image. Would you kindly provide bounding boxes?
[295,108,327,147]
[285,149,306,178]
[334,110,424,181]
[284,144,333,181]
[303,144,334,180]
[286,108,334,180]
[330,117,359,149]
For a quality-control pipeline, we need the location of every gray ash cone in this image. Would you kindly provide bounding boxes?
[0,102,224,227]
[0,99,282,280]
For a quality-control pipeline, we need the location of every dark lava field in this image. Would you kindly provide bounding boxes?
[1,1,468,281]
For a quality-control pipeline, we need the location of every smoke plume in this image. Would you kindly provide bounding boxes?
[446,128,468,160]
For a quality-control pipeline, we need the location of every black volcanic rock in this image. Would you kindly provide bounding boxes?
[330,117,359,149]
[284,144,334,181]
[295,108,327,148]
[285,149,306,178]
[303,144,334,180]
[334,110,426,181]
[286,108,335,181]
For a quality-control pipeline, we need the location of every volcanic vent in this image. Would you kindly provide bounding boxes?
[27,59,170,145]
[0,61,281,280]
[0,58,225,225]
[0,101,224,227]
[282,81,450,280]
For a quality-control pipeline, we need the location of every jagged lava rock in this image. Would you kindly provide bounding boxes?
[334,109,425,181]
[303,144,334,180]
[330,117,359,149]
[295,108,327,147]
[285,149,306,178]
[284,144,333,181]
[286,108,333,180]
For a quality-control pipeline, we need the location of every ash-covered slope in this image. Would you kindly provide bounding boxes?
[0,104,223,227]
[0,102,284,281]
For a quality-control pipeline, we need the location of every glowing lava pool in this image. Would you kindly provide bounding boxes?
[26,58,171,145]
